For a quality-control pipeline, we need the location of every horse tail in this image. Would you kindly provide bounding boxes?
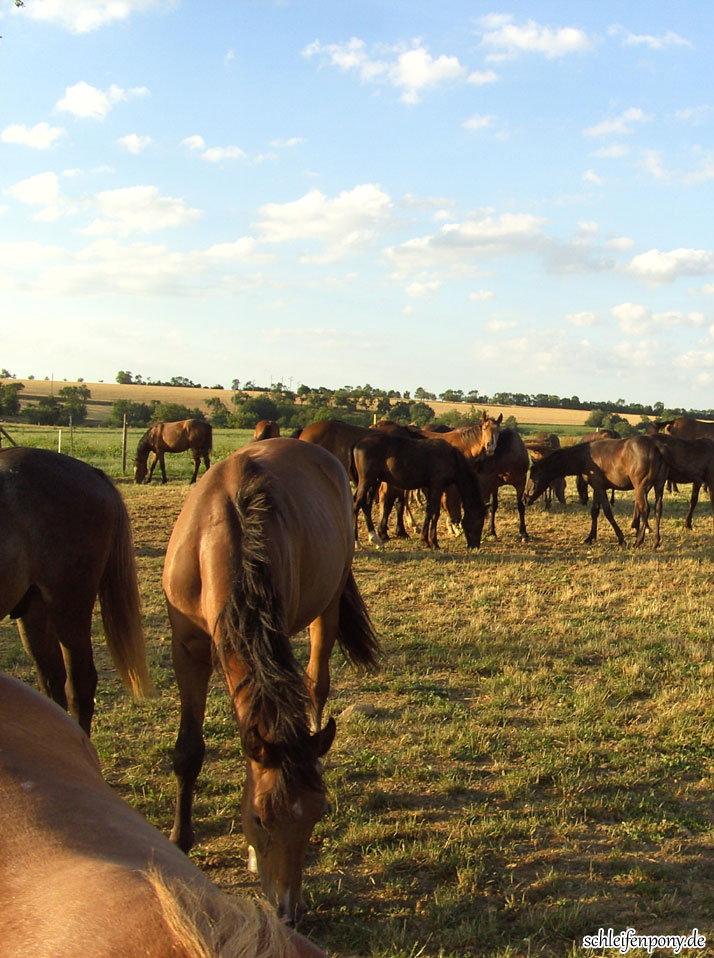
[98,478,154,700]
[215,458,310,746]
[289,427,303,439]
[205,422,213,452]
[337,570,381,671]
[147,869,295,958]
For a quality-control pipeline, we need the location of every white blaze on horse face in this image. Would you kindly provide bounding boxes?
[247,844,258,874]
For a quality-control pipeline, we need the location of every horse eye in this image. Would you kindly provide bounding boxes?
[252,813,263,829]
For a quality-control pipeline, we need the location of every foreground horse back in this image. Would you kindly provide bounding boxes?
[0,447,152,735]
[0,674,323,958]
[163,438,379,921]
[134,419,212,484]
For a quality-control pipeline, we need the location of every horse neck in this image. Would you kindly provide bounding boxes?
[544,445,585,479]
[136,429,154,461]
[452,454,483,511]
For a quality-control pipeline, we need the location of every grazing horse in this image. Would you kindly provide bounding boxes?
[163,438,379,922]
[253,420,281,441]
[351,432,486,550]
[650,434,714,531]
[0,674,324,958]
[473,429,531,541]
[0,447,152,735]
[524,435,565,509]
[523,437,668,547]
[134,419,212,484]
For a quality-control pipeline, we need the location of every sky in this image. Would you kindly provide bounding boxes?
[1,1,714,408]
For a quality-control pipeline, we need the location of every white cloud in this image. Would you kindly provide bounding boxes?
[566,311,600,327]
[303,38,469,103]
[254,184,392,260]
[612,302,707,335]
[583,107,651,137]
[609,25,692,51]
[20,0,169,34]
[7,171,61,206]
[1,122,66,149]
[625,248,714,285]
[642,149,669,181]
[478,15,593,60]
[606,236,635,251]
[182,135,245,162]
[467,70,499,85]
[57,82,149,119]
[592,144,630,158]
[406,280,440,298]
[117,134,152,154]
[469,289,495,302]
[583,169,603,185]
[462,114,495,131]
[270,137,306,149]
[83,186,202,236]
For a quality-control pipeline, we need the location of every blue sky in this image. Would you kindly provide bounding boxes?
[1,1,713,408]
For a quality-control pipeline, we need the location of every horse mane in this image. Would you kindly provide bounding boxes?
[136,427,154,461]
[451,447,484,513]
[215,457,322,810]
[147,868,296,958]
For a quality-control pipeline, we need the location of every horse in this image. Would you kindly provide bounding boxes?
[428,412,503,461]
[253,420,281,441]
[0,674,324,958]
[524,435,566,509]
[0,446,153,735]
[134,419,212,484]
[575,430,620,506]
[523,437,668,547]
[351,432,486,550]
[473,429,531,541]
[661,417,714,440]
[650,434,714,531]
[162,438,380,922]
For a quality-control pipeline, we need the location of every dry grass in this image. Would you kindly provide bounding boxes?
[1,448,713,956]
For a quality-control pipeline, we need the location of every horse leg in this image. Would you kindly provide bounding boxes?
[158,452,168,484]
[353,481,384,549]
[15,589,69,714]
[190,453,201,484]
[52,595,98,736]
[393,491,409,538]
[377,485,397,541]
[685,481,701,530]
[516,485,529,542]
[597,488,626,546]
[633,484,650,547]
[487,491,498,539]
[421,489,441,549]
[169,620,213,853]
[146,452,159,482]
[305,593,341,731]
[652,480,665,548]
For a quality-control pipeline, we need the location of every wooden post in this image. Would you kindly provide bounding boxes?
[69,416,74,456]
[122,415,128,473]
[57,429,62,453]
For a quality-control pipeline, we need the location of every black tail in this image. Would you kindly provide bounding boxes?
[337,570,380,671]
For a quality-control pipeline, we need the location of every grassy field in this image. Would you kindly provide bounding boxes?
[1,433,713,957]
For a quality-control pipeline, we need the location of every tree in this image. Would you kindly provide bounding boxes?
[205,397,231,427]
[414,386,436,401]
[116,370,133,384]
[408,402,435,426]
[108,400,154,428]
[150,402,205,424]
[0,381,24,416]
[57,385,91,423]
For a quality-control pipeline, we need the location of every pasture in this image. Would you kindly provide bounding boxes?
[1,430,714,956]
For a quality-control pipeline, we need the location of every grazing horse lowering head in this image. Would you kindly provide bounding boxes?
[241,720,337,923]
[132,456,148,483]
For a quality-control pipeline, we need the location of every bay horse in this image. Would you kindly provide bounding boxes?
[575,430,620,506]
[134,419,212,484]
[473,429,531,541]
[0,446,152,735]
[253,420,281,441]
[0,674,324,958]
[523,437,668,547]
[162,438,379,922]
[524,435,566,509]
[650,434,714,531]
[661,416,714,440]
[351,432,486,550]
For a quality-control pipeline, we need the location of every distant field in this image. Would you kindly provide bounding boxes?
[1,377,647,427]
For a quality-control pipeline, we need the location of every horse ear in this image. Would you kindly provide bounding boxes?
[496,413,503,424]
[311,717,336,758]
[242,727,282,767]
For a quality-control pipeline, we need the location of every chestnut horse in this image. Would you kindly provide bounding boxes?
[134,419,212,484]
[430,412,503,461]
[0,447,152,735]
[163,438,379,922]
[0,674,324,958]
[651,434,714,531]
[351,432,486,550]
[524,437,668,547]
[253,420,281,441]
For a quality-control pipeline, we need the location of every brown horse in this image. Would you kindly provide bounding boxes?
[0,674,325,958]
[351,432,486,550]
[163,438,379,922]
[661,416,714,440]
[576,430,620,505]
[430,412,503,461]
[524,435,566,509]
[524,437,668,547]
[472,429,531,541]
[253,420,281,441]
[0,447,152,735]
[650,434,714,530]
[134,419,212,484]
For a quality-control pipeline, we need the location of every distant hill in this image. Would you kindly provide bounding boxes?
[1,378,645,427]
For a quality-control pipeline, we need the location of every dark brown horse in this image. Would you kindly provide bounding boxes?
[134,419,212,484]
[351,432,486,550]
[163,438,379,922]
[474,429,531,541]
[524,437,668,547]
[0,674,325,958]
[650,434,714,530]
[575,430,620,505]
[0,447,153,735]
[661,416,714,440]
[253,419,281,441]
[524,435,565,509]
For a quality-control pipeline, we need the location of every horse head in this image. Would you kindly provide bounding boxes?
[480,412,502,456]
[241,718,337,924]
[522,460,548,506]
[132,457,148,484]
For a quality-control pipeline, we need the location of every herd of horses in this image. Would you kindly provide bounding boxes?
[3,411,713,953]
